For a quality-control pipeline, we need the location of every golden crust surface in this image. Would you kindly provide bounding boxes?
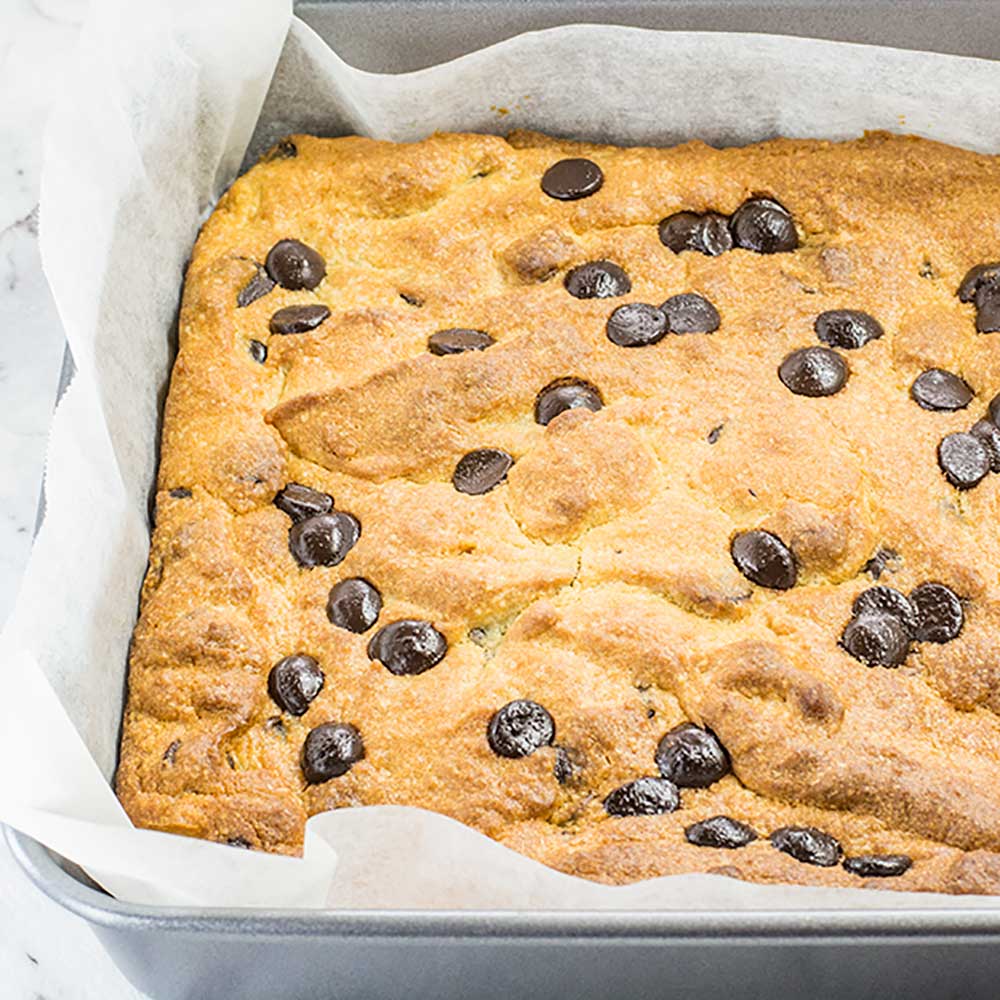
[117,130,1000,893]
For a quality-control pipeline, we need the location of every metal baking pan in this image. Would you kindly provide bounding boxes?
[10,2,1000,998]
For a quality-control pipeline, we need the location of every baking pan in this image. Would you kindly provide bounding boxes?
[11,1,1000,998]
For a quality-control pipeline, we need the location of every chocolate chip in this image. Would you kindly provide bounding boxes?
[958,262,1000,302]
[863,548,900,580]
[540,158,604,200]
[368,619,447,675]
[852,586,918,635]
[707,424,723,444]
[814,310,884,349]
[604,777,680,817]
[910,369,974,412]
[427,328,495,355]
[274,483,334,522]
[729,197,798,254]
[553,747,580,784]
[162,740,180,764]
[938,432,990,490]
[326,578,382,634]
[770,826,842,867]
[269,303,330,335]
[168,488,192,499]
[975,285,1000,333]
[779,347,848,397]
[842,854,912,878]
[534,377,604,425]
[910,582,964,643]
[452,448,514,495]
[237,265,276,307]
[971,419,1000,472]
[655,723,731,788]
[658,211,733,256]
[605,303,667,347]
[400,291,423,307]
[226,837,252,849]
[661,293,721,335]
[487,700,555,758]
[263,138,298,161]
[685,815,758,849]
[564,260,631,299]
[248,339,268,363]
[990,393,1000,426]
[730,530,797,590]
[265,716,287,738]
[265,239,326,291]
[301,722,364,784]
[268,654,325,716]
[841,613,911,668]
[288,511,360,568]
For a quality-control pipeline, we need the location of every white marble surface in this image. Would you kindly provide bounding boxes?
[0,1,144,997]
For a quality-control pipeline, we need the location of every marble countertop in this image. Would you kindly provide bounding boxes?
[0,1,144,996]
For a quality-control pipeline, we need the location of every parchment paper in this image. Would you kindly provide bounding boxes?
[4,0,1000,909]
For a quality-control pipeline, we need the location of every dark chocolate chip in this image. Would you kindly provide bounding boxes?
[910,369,974,412]
[162,740,180,764]
[779,347,848,397]
[730,530,797,590]
[707,424,723,444]
[658,211,733,256]
[863,547,900,580]
[487,700,556,759]
[958,262,1000,302]
[840,613,911,668]
[269,303,330,335]
[226,837,252,849]
[327,578,382,634]
[452,448,514,495]
[685,815,758,849]
[975,284,1000,333]
[553,747,581,784]
[971,418,1000,472]
[604,777,680,817]
[770,826,842,867]
[605,302,667,347]
[301,722,364,784]
[851,586,918,635]
[268,654,325,716]
[534,377,604,425]
[540,158,604,201]
[263,138,298,161]
[237,266,276,308]
[990,393,1000,426]
[368,619,447,675]
[168,488,192,499]
[400,291,423,307]
[661,293,721,335]
[265,239,326,291]
[729,197,798,254]
[427,328,495,355]
[249,339,268,363]
[910,582,964,643]
[843,854,913,878]
[274,482,334,523]
[655,723,731,788]
[814,309,884,350]
[288,511,360,568]
[564,260,631,299]
[938,432,990,489]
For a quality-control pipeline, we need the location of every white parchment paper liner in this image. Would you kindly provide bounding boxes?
[4,0,1000,910]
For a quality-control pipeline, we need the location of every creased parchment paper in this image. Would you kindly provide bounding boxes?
[5,0,1000,910]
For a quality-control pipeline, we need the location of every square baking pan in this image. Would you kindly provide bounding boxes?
[10,2,1000,998]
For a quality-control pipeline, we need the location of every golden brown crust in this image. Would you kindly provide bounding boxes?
[117,130,1000,892]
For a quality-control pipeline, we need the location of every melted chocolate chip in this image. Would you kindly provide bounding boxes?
[248,339,268,363]
[487,700,556,759]
[301,722,364,784]
[168,488,192,499]
[958,262,1000,302]
[540,158,604,200]
[661,293,721,335]
[605,303,668,347]
[368,619,447,675]
[274,483,334,523]
[770,826,842,867]
[288,511,360,568]
[938,432,990,489]
[452,449,514,495]
[779,347,848,397]
[814,310,884,350]
[910,369,974,412]
[326,578,382,634]
[685,815,758,849]
[265,239,326,291]
[910,582,964,643]
[729,197,798,254]
[971,419,1000,472]
[863,548,900,580]
[564,260,631,299]
[842,854,913,878]
[268,654,325,716]
[841,613,911,668]
[236,265,276,308]
[604,777,680,817]
[655,723,731,788]
[269,303,331,335]
[852,586,917,635]
[534,377,604,425]
[428,328,495,355]
[162,740,180,764]
[658,211,733,256]
[730,530,797,590]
